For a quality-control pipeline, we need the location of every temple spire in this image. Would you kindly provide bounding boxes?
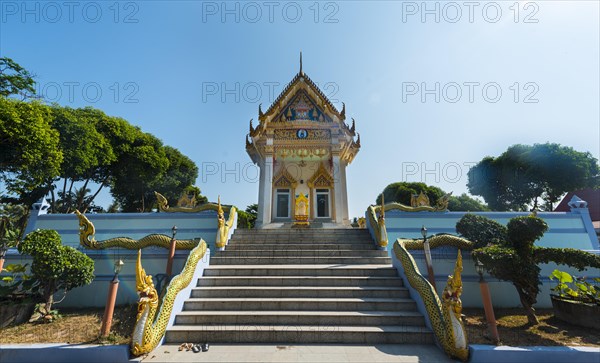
[299,51,303,75]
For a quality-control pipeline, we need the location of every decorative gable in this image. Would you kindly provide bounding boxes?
[307,163,334,188]
[273,167,298,188]
[273,90,332,123]
[246,56,360,166]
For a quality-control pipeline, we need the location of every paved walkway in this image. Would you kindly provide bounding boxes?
[141,344,454,362]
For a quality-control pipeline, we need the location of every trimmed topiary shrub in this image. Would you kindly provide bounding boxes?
[458,214,600,325]
[455,214,508,248]
[18,229,94,319]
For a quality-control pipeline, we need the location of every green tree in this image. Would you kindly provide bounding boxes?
[148,146,199,207]
[50,106,115,213]
[447,193,489,211]
[463,215,600,324]
[468,144,599,211]
[0,204,27,272]
[109,128,169,212]
[0,57,36,99]
[237,204,258,229]
[18,229,94,315]
[0,98,63,207]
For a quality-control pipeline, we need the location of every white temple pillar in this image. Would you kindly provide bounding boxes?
[256,155,273,228]
[340,160,350,224]
[332,155,344,224]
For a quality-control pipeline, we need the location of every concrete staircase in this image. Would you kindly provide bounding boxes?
[165,228,433,344]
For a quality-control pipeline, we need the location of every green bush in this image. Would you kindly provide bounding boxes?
[18,229,94,317]
[455,214,508,248]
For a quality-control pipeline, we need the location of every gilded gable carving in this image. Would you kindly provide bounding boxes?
[273,167,298,188]
[275,91,332,123]
[307,163,334,188]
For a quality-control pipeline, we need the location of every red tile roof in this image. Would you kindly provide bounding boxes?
[555,188,600,222]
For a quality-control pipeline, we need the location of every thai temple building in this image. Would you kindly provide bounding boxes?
[246,55,360,227]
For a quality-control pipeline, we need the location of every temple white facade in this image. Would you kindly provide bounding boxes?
[246,58,360,228]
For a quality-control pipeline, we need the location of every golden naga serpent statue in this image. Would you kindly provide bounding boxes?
[394,235,474,361]
[376,194,451,213]
[214,197,237,250]
[131,240,208,356]
[367,195,451,248]
[154,191,231,213]
[74,210,200,250]
[75,198,233,355]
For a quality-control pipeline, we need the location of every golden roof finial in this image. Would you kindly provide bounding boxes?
[340,102,346,119]
[299,51,303,75]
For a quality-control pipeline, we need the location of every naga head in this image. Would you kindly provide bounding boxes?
[436,192,453,211]
[74,210,96,249]
[217,195,225,227]
[135,250,158,314]
[442,250,464,314]
[154,191,169,212]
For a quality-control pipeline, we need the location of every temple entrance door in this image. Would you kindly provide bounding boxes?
[275,188,291,219]
[315,188,331,218]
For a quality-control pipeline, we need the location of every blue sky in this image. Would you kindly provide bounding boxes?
[1,1,599,217]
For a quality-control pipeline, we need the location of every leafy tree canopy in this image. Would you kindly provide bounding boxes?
[0,57,36,99]
[0,57,201,213]
[0,98,62,207]
[467,143,599,211]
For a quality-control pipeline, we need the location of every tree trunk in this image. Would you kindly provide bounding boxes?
[83,177,108,213]
[514,283,539,325]
[49,182,56,214]
[65,180,75,213]
[61,178,67,199]
[44,283,55,313]
[76,179,90,211]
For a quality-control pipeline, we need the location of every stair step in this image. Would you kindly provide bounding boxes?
[197,276,403,287]
[174,310,425,326]
[183,297,416,311]
[210,257,392,265]
[229,240,372,244]
[190,286,409,298]
[203,265,398,277]
[214,250,387,257]
[165,228,431,346]
[164,325,434,344]
[225,243,377,251]
[233,229,369,234]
